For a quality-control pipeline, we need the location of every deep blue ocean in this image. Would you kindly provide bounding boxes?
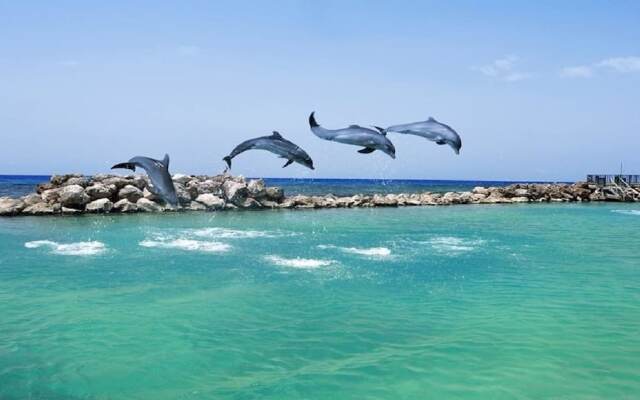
[0,175,549,198]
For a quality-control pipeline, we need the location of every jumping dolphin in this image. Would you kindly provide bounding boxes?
[111,154,179,206]
[385,117,462,154]
[309,112,396,159]
[223,131,314,170]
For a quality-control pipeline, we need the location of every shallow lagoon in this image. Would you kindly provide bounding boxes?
[1,204,639,399]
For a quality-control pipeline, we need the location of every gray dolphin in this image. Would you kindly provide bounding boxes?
[385,117,462,154]
[111,154,179,206]
[223,131,314,170]
[309,112,396,159]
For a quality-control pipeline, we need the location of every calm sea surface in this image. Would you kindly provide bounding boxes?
[0,175,553,198]
[1,201,639,399]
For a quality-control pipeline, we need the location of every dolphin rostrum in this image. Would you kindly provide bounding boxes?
[309,112,396,159]
[223,131,315,170]
[111,154,179,206]
[385,117,462,154]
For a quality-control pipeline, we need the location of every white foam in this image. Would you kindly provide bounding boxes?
[25,240,106,256]
[264,255,334,269]
[318,244,392,258]
[612,209,640,216]
[427,237,485,254]
[190,227,293,239]
[139,239,230,253]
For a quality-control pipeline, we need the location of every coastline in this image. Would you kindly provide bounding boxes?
[0,173,638,216]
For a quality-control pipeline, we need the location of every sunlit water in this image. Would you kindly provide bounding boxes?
[1,204,639,399]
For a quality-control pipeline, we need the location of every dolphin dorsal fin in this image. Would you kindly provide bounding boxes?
[348,124,362,129]
[428,117,437,122]
[162,154,170,168]
[271,131,283,139]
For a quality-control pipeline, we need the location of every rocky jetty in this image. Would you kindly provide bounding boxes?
[0,174,638,216]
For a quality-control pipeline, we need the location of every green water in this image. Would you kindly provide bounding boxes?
[1,204,639,399]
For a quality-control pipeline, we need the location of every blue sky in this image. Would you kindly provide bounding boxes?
[1,1,639,180]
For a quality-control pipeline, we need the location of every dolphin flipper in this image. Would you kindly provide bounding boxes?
[282,159,294,168]
[358,147,376,154]
[112,162,137,171]
[435,140,447,145]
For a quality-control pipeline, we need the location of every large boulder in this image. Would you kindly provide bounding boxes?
[172,174,192,185]
[188,201,207,211]
[59,185,90,208]
[0,197,25,216]
[264,187,284,202]
[85,183,116,200]
[118,185,144,203]
[247,179,266,198]
[65,176,90,187]
[223,180,248,205]
[136,198,163,212]
[174,184,193,205]
[113,199,138,213]
[195,194,225,210]
[41,188,61,204]
[21,193,43,207]
[101,176,130,190]
[85,198,113,213]
[23,203,61,215]
[241,198,263,209]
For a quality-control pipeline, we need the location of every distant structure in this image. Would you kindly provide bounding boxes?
[587,174,640,187]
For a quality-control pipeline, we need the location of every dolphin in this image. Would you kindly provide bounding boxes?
[111,154,179,206]
[309,112,396,159]
[223,131,315,170]
[385,117,462,154]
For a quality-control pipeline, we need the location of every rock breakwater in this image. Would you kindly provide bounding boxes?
[0,174,638,216]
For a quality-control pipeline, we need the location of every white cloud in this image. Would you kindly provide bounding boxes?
[561,56,640,78]
[473,56,531,82]
[560,66,594,78]
[597,56,640,73]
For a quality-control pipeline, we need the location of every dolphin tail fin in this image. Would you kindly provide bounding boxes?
[309,112,319,128]
[112,162,136,171]
[223,156,232,169]
[372,126,387,135]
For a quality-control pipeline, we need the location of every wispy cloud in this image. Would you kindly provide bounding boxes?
[560,66,594,78]
[472,55,531,82]
[561,56,640,78]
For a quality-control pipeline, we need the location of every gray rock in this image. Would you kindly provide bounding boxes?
[101,177,130,190]
[113,199,138,213]
[223,180,248,205]
[41,188,61,204]
[172,174,192,185]
[59,185,90,208]
[85,198,113,213]
[85,183,115,200]
[143,187,159,202]
[61,207,82,215]
[118,185,144,203]
[174,183,192,205]
[195,194,225,210]
[247,179,266,198]
[21,193,43,206]
[188,201,207,211]
[241,198,262,209]
[65,176,90,187]
[472,186,490,195]
[136,198,163,212]
[0,197,25,216]
[23,202,61,215]
[265,187,284,202]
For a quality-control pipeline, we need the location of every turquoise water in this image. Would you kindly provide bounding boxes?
[1,204,639,399]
